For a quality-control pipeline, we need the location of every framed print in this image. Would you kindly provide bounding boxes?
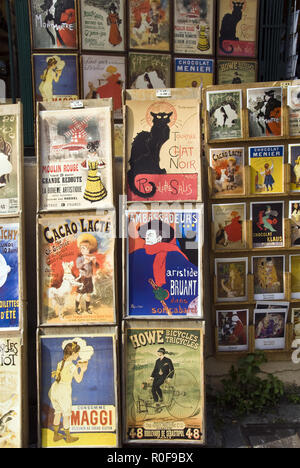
[128,52,171,89]
[290,201,300,247]
[174,58,214,88]
[128,0,171,51]
[216,309,248,351]
[212,202,246,250]
[252,255,285,301]
[217,59,257,84]
[174,0,214,55]
[250,201,284,248]
[209,147,245,196]
[0,335,22,448]
[0,103,22,216]
[290,254,300,299]
[32,53,79,103]
[38,328,119,448]
[29,0,78,50]
[80,0,125,51]
[0,220,21,330]
[256,301,289,310]
[248,145,284,195]
[289,143,300,192]
[125,209,203,318]
[292,308,300,337]
[81,54,126,120]
[206,89,243,140]
[217,0,258,57]
[215,257,248,302]
[38,104,114,212]
[37,211,116,326]
[254,309,287,350]
[124,320,205,445]
[247,87,283,138]
[125,99,201,202]
[287,85,300,136]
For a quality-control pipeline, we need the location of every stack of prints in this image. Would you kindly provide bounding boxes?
[36,99,119,448]
[122,89,205,445]
[0,102,27,448]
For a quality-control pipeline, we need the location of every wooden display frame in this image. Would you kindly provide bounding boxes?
[122,319,205,446]
[36,326,120,448]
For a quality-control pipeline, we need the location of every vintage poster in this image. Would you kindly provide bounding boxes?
[0,336,22,448]
[216,309,248,351]
[126,99,201,202]
[80,0,125,51]
[126,209,203,318]
[289,143,300,192]
[128,0,170,51]
[250,201,284,248]
[113,124,123,157]
[215,257,248,302]
[290,201,300,246]
[292,308,300,337]
[255,301,289,310]
[206,89,243,140]
[29,0,78,49]
[209,147,245,196]
[38,106,114,211]
[212,202,246,250]
[217,59,257,84]
[39,331,118,448]
[248,145,284,195]
[174,58,214,88]
[290,254,300,299]
[0,110,19,215]
[82,55,126,120]
[174,0,214,55]
[287,85,300,137]
[38,212,116,325]
[0,221,20,330]
[252,255,285,301]
[217,0,258,57]
[247,87,283,138]
[125,322,204,444]
[254,309,287,350]
[33,53,79,103]
[128,52,171,89]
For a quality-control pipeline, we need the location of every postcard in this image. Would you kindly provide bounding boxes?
[250,201,284,248]
[215,257,248,302]
[212,202,246,250]
[209,147,245,196]
[247,87,282,138]
[254,309,287,350]
[252,255,285,301]
[207,89,243,140]
[249,145,284,194]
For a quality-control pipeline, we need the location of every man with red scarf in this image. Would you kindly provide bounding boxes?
[128,219,198,316]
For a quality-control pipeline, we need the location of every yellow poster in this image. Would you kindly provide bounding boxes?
[249,146,284,194]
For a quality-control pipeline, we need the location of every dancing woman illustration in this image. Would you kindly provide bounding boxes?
[82,141,107,203]
[39,56,65,101]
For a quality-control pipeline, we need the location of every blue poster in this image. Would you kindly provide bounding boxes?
[0,222,19,329]
[40,334,117,447]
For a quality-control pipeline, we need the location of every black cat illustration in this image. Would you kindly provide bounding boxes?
[127,111,173,198]
[219,1,244,54]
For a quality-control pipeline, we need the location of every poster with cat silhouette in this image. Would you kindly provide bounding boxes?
[247,87,283,138]
[252,255,285,301]
[29,0,78,50]
[38,212,116,326]
[80,0,125,51]
[250,201,284,248]
[125,99,201,202]
[0,221,20,330]
[38,105,114,212]
[125,209,203,317]
[209,147,245,196]
[174,0,214,55]
[206,89,243,140]
[217,0,258,57]
[217,59,257,84]
[128,52,171,89]
[128,0,170,51]
[0,335,22,448]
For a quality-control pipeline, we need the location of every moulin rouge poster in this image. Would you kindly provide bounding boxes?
[126,99,201,202]
[126,210,202,318]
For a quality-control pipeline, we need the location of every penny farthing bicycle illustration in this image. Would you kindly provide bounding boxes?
[131,367,201,423]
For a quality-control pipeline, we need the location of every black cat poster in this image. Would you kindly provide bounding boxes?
[125,99,201,202]
[217,0,258,58]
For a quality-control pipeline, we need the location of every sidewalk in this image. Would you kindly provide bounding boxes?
[206,402,300,448]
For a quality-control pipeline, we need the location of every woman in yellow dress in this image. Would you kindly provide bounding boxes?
[83,141,107,203]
